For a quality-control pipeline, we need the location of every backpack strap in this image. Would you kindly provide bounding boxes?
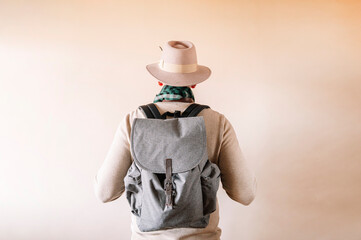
[147,103,163,119]
[181,103,210,117]
[180,103,199,117]
[139,105,154,118]
[139,103,210,119]
[139,104,162,119]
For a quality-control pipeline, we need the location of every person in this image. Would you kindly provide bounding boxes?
[94,40,257,240]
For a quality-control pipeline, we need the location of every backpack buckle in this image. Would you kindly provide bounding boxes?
[173,111,181,118]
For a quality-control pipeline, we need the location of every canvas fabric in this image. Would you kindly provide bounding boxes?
[124,109,220,232]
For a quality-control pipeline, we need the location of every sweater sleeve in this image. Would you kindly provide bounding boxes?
[218,115,257,205]
[93,113,133,203]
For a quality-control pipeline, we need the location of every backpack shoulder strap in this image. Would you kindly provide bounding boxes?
[139,103,162,119]
[181,103,210,117]
[140,103,210,119]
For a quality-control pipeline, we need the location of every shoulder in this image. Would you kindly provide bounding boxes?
[114,107,146,136]
[121,103,229,127]
[198,105,227,123]
[122,107,146,128]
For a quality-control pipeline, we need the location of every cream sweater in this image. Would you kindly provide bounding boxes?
[94,101,257,240]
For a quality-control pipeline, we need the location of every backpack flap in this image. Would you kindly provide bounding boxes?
[130,117,207,174]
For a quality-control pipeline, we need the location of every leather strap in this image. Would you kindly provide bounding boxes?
[164,158,173,208]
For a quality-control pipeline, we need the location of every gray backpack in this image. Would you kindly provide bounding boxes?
[124,103,221,232]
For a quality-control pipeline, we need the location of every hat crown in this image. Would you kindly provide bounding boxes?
[161,41,197,65]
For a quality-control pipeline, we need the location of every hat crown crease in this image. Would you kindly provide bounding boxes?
[162,41,197,65]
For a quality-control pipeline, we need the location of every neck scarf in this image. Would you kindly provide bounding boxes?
[153,85,195,103]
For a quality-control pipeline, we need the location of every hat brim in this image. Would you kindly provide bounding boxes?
[146,62,211,87]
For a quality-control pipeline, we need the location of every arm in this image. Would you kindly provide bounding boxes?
[218,115,257,205]
[94,113,132,203]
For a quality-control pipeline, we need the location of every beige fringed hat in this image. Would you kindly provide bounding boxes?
[146,40,211,87]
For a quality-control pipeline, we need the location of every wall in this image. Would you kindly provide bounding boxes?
[1,0,360,239]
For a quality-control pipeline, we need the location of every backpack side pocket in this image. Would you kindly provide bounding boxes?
[124,162,142,217]
[201,160,220,216]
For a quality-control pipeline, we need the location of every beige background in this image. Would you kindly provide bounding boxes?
[1,0,360,239]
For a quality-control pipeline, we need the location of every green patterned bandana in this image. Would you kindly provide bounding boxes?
[154,85,195,103]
